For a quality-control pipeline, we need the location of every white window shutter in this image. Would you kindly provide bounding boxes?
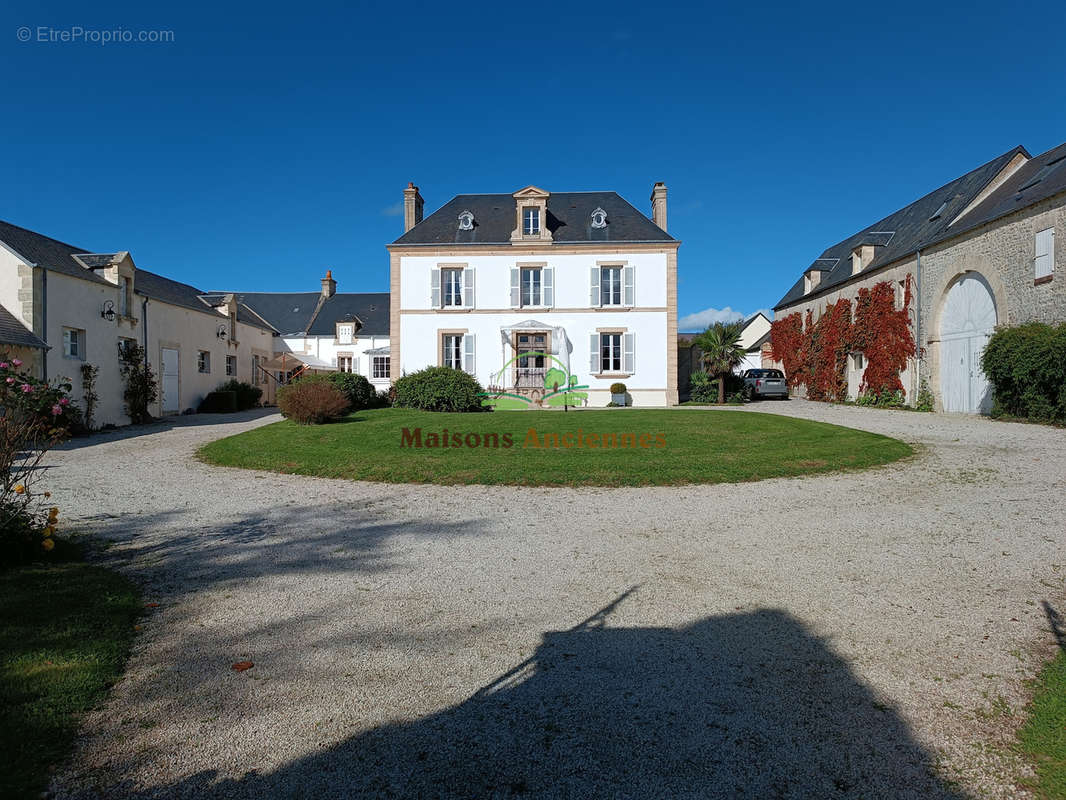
[590,333,599,374]
[1035,229,1054,278]
[353,356,361,375]
[463,268,475,308]
[623,266,635,306]
[543,267,554,307]
[510,268,521,308]
[431,268,441,307]
[463,334,476,375]
[623,333,635,373]
[590,267,600,306]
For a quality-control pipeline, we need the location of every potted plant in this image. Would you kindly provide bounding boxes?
[610,382,628,406]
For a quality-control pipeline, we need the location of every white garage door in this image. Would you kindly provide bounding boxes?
[939,274,996,413]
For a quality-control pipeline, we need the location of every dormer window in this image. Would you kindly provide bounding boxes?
[590,207,607,228]
[457,210,474,230]
[523,207,540,236]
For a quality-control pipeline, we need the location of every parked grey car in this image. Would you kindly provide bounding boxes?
[742,368,789,400]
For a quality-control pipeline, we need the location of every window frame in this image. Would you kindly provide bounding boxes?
[441,268,463,307]
[225,355,237,376]
[197,350,211,374]
[600,332,623,373]
[522,207,540,236]
[520,266,543,307]
[372,355,390,379]
[62,327,84,360]
[442,334,463,370]
[337,354,353,373]
[600,266,623,306]
[337,323,355,344]
[1035,227,1055,280]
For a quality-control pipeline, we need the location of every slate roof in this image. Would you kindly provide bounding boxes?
[774,145,1033,310]
[307,292,390,336]
[0,219,111,285]
[392,191,674,245]
[0,304,47,349]
[0,219,274,332]
[225,291,391,337]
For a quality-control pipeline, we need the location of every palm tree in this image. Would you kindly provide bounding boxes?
[694,321,746,404]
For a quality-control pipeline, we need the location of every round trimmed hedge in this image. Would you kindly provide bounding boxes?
[326,372,376,411]
[393,366,485,412]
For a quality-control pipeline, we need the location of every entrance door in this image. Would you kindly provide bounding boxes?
[514,332,549,388]
[939,274,996,413]
[161,347,180,414]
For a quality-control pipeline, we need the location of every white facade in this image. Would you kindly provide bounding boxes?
[393,248,675,406]
[0,240,277,426]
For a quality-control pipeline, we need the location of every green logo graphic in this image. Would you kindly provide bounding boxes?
[480,351,589,410]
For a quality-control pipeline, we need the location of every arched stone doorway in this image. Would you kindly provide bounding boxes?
[938,272,997,413]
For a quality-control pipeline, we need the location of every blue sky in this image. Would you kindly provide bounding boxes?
[4,0,1065,331]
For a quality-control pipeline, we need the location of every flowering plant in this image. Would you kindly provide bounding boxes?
[0,355,74,564]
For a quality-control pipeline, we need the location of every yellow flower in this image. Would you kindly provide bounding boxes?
[43,526,54,538]
[14,484,25,494]
[41,538,55,551]
[49,507,59,517]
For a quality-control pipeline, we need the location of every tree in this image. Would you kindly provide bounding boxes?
[694,321,746,404]
[119,343,159,424]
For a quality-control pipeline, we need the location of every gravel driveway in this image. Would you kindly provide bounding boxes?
[42,402,1066,799]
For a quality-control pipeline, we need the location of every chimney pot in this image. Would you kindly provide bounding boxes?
[650,182,668,232]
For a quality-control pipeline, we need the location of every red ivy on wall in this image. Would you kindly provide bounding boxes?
[769,275,916,401]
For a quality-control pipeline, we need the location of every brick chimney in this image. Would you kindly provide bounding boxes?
[321,269,337,298]
[403,182,424,233]
[650,182,668,232]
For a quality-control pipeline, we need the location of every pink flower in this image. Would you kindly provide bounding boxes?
[5,377,13,384]
[0,362,8,369]
[59,397,69,406]
[51,404,62,416]
[20,384,33,393]
[12,359,22,367]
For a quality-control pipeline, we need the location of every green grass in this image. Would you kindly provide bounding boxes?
[1020,649,1066,798]
[198,407,912,486]
[0,553,141,800]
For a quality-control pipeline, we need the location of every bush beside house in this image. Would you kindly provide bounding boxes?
[277,375,351,424]
[982,322,1066,423]
[393,367,485,412]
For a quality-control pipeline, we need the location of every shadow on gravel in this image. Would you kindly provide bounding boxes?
[128,589,968,800]
[54,408,280,450]
[1043,601,1065,652]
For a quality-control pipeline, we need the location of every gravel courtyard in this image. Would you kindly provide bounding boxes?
[43,401,1065,799]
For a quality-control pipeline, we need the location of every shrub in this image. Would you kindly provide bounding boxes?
[690,371,717,403]
[215,379,262,411]
[393,366,485,412]
[198,391,238,413]
[373,389,392,408]
[327,372,375,411]
[610,382,627,395]
[119,343,158,424]
[855,389,906,408]
[982,322,1066,423]
[277,375,351,424]
[1,356,73,566]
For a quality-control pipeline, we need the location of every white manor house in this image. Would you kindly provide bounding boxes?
[388,182,680,406]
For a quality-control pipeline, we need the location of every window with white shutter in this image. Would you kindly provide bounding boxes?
[510,268,521,308]
[589,267,600,307]
[623,266,635,306]
[431,268,441,307]
[1035,227,1055,280]
[623,332,635,373]
[542,267,554,307]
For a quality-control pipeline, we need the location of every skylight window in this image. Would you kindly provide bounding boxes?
[929,200,949,221]
[1018,162,1063,192]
